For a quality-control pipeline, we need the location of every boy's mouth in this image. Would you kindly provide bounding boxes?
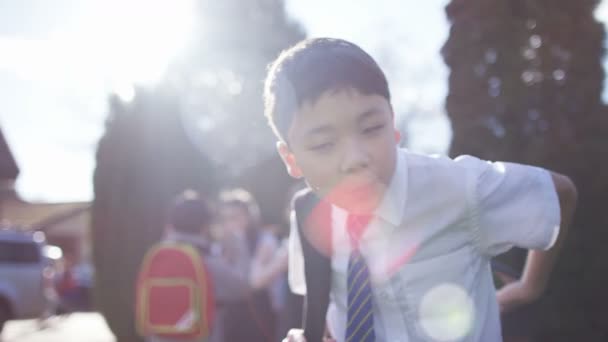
[345,183,375,197]
[324,180,383,213]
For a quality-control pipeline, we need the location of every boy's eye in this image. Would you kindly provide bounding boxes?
[362,124,385,134]
[309,142,334,152]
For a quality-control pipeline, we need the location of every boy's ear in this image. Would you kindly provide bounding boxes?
[276,141,303,179]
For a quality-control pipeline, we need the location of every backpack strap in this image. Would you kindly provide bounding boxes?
[293,189,332,342]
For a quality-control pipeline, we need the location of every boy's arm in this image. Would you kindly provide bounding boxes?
[497,172,577,313]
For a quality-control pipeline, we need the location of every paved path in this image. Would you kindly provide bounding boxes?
[1,313,115,342]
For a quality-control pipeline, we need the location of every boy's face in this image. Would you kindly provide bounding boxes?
[278,88,399,214]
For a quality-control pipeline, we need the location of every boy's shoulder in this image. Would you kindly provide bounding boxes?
[402,149,480,174]
[290,188,321,226]
[291,187,316,211]
[401,150,485,194]
[291,188,331,219]
[292,187,314,200]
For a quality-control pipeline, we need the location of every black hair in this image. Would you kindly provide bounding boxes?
[169,190,213,234]
[264,37,391,142]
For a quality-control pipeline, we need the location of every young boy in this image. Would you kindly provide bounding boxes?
[263,38,577,341]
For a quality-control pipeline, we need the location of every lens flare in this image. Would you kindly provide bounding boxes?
[418,283,474,341]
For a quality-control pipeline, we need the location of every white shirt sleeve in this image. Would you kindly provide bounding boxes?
[287,208,307,295]
[457,155,561,256]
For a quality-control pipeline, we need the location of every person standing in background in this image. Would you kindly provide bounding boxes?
[219,189,287,342]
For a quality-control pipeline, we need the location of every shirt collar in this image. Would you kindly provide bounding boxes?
[374,148,407,227]
[330,148,408,229]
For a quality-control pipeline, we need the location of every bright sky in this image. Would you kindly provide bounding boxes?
[1,0,608,203]
[0,0,196,202]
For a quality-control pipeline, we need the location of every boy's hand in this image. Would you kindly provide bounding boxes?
[283,329,306,342]
[496,280,542,314]
[282,329,336,342]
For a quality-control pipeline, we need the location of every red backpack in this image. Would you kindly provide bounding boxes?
[135,242,215,339]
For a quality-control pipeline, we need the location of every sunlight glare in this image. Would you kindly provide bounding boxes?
[419,283,474,341]
[44,245,64,260]
[91,0,196,86]
[113,81,135,103]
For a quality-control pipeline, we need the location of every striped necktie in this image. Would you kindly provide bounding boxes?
[345,214,375,342]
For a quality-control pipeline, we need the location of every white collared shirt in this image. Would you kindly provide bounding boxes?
[288,149,561,342]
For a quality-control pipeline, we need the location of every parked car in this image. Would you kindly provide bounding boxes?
[0,229,57,333]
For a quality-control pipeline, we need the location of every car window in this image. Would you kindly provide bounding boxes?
[0,241,41,264]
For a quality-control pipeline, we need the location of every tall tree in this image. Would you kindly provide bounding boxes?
[174,0,305,223]
[92,2,305,340]
[176,0,305,178]
[92,88,216,342]
[443,0,608,340]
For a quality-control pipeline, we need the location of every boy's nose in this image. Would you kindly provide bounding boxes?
[340,140,370,173]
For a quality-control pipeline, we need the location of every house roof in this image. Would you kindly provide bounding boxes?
[0,129,19,180]
[0,197,90,230]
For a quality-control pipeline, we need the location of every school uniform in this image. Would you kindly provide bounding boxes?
[289,149,561,342]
